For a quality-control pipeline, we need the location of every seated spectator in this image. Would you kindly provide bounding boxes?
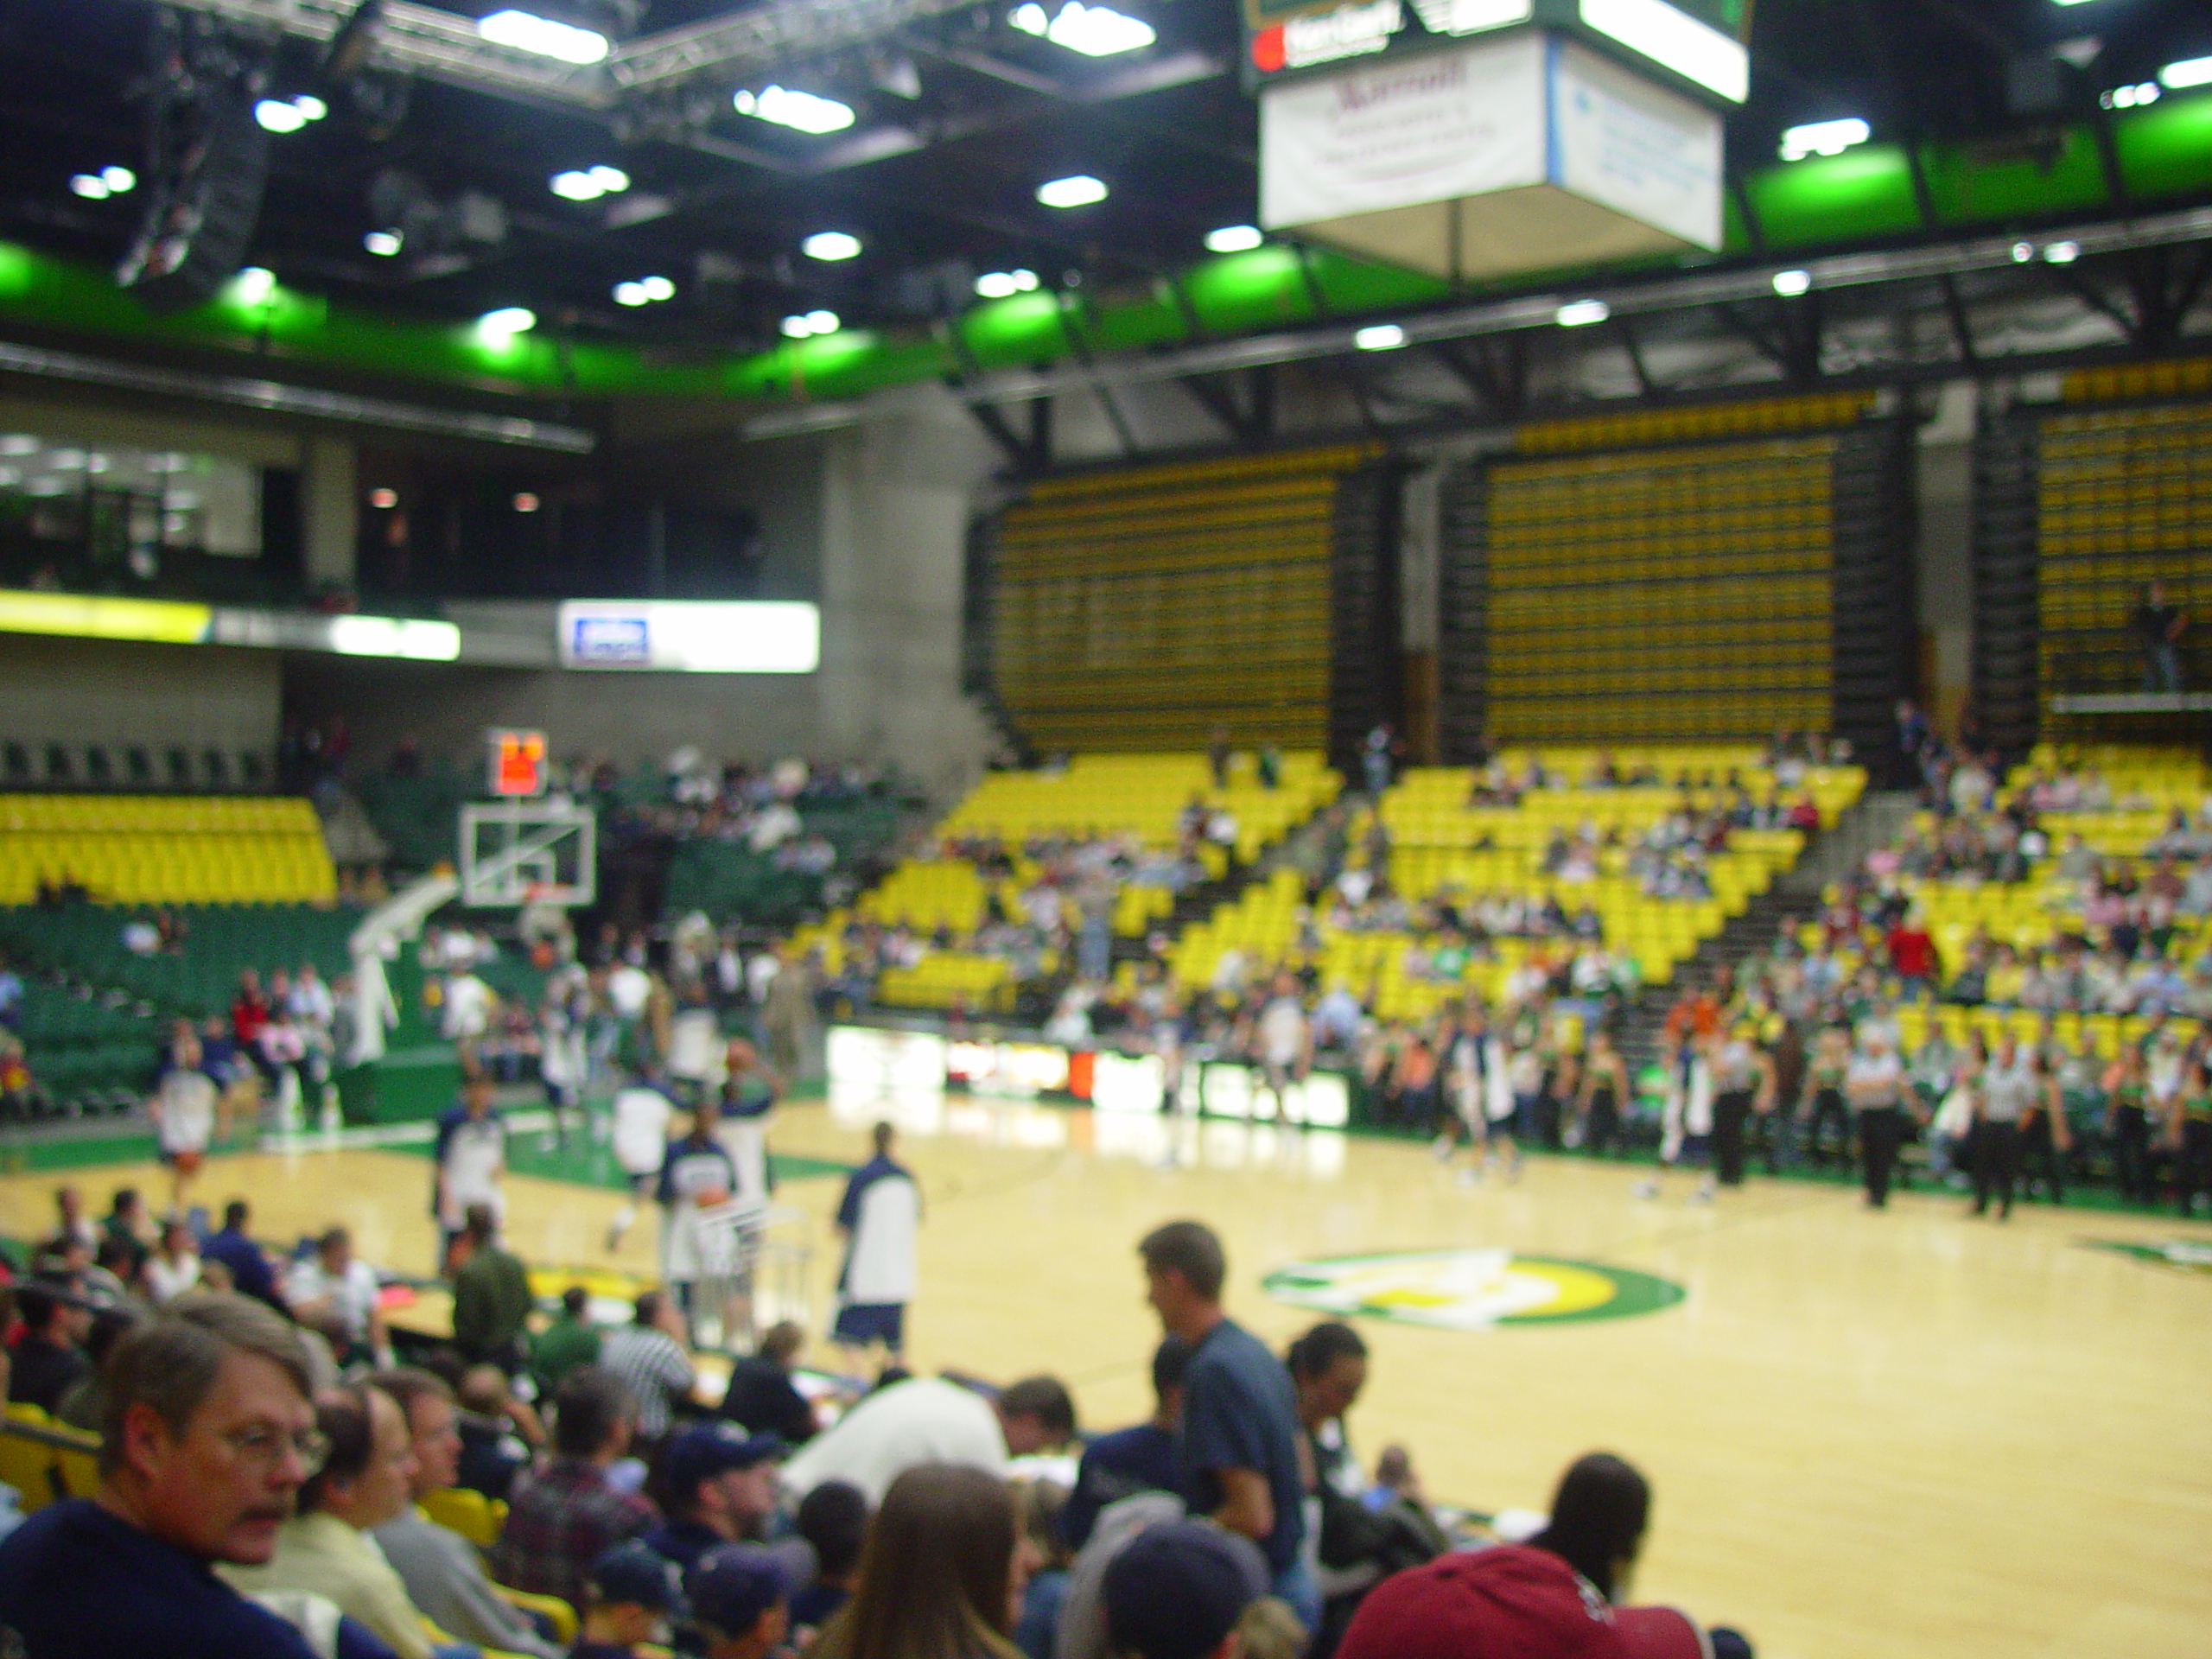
[1287,1323,1446,1652]
[808,1463,1027,1659]
[0,1294,323,1657]
[601,1290,699,1447]
[1102,1519,1268,1659]
[572,1540,678,1659]
[449,1204,531,1371]
[1014,1481,1074,1659]
[643,1426,784,1572]
[781,1373,1076,1504]
[54,1304,141,1433]
[288,1228,391,1369]
[491,1365,657,1611]
[146,1217,203,1305]
[718,1321,817,1445]
[202,1198,283,1311]
[8,1283,89,1414]
[790,1481,869,1635]
[530,1286,601,1395]
[454,1365,536,1502]
[219,1382,435,1659]
[1061,1338,1185,1552]
[1336,1452,1745,1659]
[371,1368,560,1659]
[688,1541,805,1659]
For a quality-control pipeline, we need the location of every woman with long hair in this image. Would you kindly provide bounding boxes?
[810,1463,1028,1659]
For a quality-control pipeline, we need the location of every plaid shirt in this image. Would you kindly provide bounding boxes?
[487,1456,655,1610]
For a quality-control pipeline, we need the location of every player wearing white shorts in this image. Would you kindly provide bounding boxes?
[608,1068,677,1253]
[151,1020,218,1212]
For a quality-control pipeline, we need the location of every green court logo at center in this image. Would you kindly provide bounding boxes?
[1264,1249,1684,1330]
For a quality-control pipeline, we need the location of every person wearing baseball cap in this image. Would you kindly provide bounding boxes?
[573,1540,678,1659]
[643,1426,785,1573]
[687,1541,806,1659]
[1336,1453,1748,1659]
[1103,1520,1271,1659]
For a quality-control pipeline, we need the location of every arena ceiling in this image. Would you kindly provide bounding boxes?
[2,0,2208,373]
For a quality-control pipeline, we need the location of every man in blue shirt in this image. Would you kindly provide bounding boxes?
[1138,1219,1314,1631]
[0,1293,328,1658]
[201,1198,284,1310]
[1060,1336,1187,1551]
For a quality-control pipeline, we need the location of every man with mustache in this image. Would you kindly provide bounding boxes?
[0,1292,330,1657]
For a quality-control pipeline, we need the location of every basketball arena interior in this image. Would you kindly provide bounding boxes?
[0,0,2207,1656]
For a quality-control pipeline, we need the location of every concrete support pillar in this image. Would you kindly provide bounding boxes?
[302,435,359,591]
[1916,382,1976,742]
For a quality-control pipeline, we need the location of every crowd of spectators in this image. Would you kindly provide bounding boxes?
[0,1213,1752,1659]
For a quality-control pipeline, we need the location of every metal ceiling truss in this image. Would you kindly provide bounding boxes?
[164,0,1020,106]
[938,202,2212,411]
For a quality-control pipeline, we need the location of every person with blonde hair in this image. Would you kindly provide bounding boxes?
[810,1463,1028,1659]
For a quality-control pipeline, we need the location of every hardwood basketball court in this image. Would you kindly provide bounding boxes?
[2,1091,2205,1659]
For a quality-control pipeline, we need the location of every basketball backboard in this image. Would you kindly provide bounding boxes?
[458,799,596,906]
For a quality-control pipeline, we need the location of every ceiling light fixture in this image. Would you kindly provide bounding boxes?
[2101,81,2159,108]
[2043,240,2080,264]
[293,94,327,121]
[1010,1,1158,58]
[2158,54,2212,90]
[513,493,540,512]
[228,267,277,305]
[1779,118,1870,161]
[1556,298,1611,327]
[254,99,308,133]
[613,282,649,306]
[100,165,136,193]
[1205,224,1265,253]
[369,488,399,509]
[1353,323,1407,351]
[781,311,843,338]
[1037,174,1108,207]
[68,174,111,200]
[1771,268,1812,296]
[550,164,631,201]
[975,269,1041,298]
[2011,240,2036,262]
[803,231,863,261]
[477,306,537,337]
[640,276,675,301]
[363,230,403,257]
[477,9,611,65]
[734,86,856,134]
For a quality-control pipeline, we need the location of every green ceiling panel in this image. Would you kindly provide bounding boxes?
[1747,144,1923,246]
[1920,129,2110,224]
[960,291,1073,368]
[2115,90,2212,200]
[1083,287,1188,353]
[1183,246,1316,333]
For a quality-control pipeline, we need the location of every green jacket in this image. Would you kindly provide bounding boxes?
[451,1243,532,1360]
[528,1315,601,1393]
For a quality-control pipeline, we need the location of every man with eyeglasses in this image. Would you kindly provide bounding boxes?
[0,1292,332,1657]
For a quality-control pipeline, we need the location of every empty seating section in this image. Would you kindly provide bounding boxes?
[808,753,1339,1014]
[1172,749,1865,1022]
[2033,398,2209,703]
[935,753,1337,866]
[1484,437,1839,742]
[987,447,1376,753]
[6,979,162,1112]
[0,795,335,905]
[0,904,360,1021]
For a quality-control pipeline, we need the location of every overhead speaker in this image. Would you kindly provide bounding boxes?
[115,48,272,313]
